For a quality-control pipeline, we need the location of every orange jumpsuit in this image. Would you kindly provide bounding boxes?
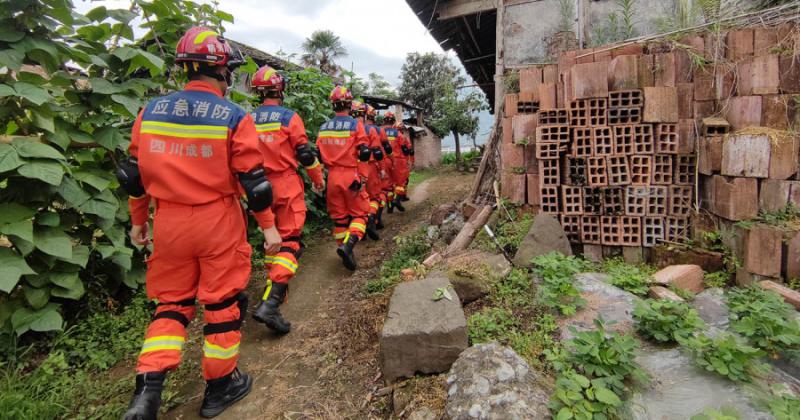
[251,99,324,290]
[362,123,384,215]
[317,113,371,244]
[383,125,412,198]
[129,80,274,381]
[377,126,395,203]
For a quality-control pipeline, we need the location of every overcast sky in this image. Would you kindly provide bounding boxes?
[74,0,492,148]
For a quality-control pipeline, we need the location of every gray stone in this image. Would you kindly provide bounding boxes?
[629,346,773,420]
[439,213,466,245]
[380,275,468,383]
[513,214,572,268]
[446,343,551,420]
[691,287,730,330]
[443,251,513,304]
[560,273,640,339]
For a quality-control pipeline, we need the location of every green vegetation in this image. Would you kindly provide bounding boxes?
[441,149,481,166]
[600,258,654,296]
[684,332,766,382]
[633,298,705,343]
[691,407,741,420]
[468,268,558,366]
[533,252,592,316]
[547,318,646,419]
[704,271,732,288]
[726,287,800,356]
[408,169,436,189]
[473,205,534,256]
[768,385,800,420]
[363,229,431,295]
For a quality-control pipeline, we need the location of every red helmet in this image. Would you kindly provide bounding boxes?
[365,105,377,119]
[251,65,284,94]
[175,26,244,68]
[383,111,396,124]
[350,100,366,117]
[329,85,353,103]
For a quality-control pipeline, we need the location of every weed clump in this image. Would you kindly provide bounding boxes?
[533,252,592,316]
[684,332,766,382]
[363,229,431,295]
[633,298,705,343]
[601,258,654,296]
[726,287,800,356]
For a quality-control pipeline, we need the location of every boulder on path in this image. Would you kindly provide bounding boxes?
[443,250,513,304]
[560,273,639,339]
[446,343,552,420]
[380,275,468,383]
[513,214,572,267]
[652,264,705,294]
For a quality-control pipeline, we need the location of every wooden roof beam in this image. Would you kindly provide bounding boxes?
[436,0,496,20]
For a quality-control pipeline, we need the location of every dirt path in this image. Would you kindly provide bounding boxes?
[165,169,472,420]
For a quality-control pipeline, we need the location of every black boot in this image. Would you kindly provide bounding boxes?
[337,234,359,271]
[366,215,380,241]
[200,368,253,418]
[252,282,291,334]
[375,207,385,230]
[394,198,406,212]
[124,372,166,420]
[387,199,394,214]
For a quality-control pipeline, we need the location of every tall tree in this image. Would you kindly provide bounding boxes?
[399,52,485,167]
[301,30,347,76]
[366,72,397,99]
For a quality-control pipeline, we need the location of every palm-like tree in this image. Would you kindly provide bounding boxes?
[301,30,348,75]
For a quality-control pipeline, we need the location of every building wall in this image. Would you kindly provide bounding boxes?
[412,127,442,169]
[503,0,757,66]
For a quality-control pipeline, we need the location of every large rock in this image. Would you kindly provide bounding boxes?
[380,275,468,383]
[446,343,551,420]
[629,346,773,420]
[560,273,640,339]
[513,214,572,267]
[443,250,513,304]
[652,264,705,293]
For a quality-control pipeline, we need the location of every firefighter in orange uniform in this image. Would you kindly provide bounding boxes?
[350,101,381,240]
[248,65,325,334]
[382,112,413,212]
[365,105,391,230]
[317,86,372,270]
[119,27,281,419]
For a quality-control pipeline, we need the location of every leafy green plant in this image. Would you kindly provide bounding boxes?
[468,307,517,344]
[363,229,431,295]
[788,278,800,291]
[691,407,741,420]
[726,287,800,356]
[768,384,800,420]
[601,258,654,296]
[533,252,592,315]
[473,206,534,256]
[634,298,705,343]
[704,271,731,288]
[684,332,766,381]
[549,369,624,420]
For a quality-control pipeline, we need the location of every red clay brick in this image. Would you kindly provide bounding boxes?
[643,87,679,123]
[609,55,639,90]
[770,134,799,180]
[697,136,723,175]
[540,185,560,214]
[653,155,674,185]
[721,133,771,178]
[562,156,587,186]
[611,43,644,57]
[752,54,781,95]
[653,265,704,293]
[629,155,653,185]
[539,158,561,186]
[581,215,602,244]
[575,48,595,64]
[527,174,541,205]
[785,231,800,282]
[572,127,594,158]
[677,119,696,154]
[670,185,694,217]
[712,175,759,221]
[583,187,603,215]
[754,27,779,56]
[643,216,665,247]
[602,187,625,215]
[524,144,538,173]
[699,175,715,211]
[587,157,608,187]
[631,124,655,155]
[570,62,610,100]
[501,142,525,171]
[502,117,514,145]
[614,126,635,155]
[539,83,558,110]
[512,114,538,145]
[760,280,800,310]
[601,216,622,245]
[724,96,763,131]
[592,126,615,156]
[505,94,518,117]
[759,179,800,213]
[560,214,583,243]
[674,49,693,84]
[679,35,705,56]
[536,141,565,160]
[737,58,754,96]
[761,94,798,130]
[694,67,716,101]
[701,117,730,136]
[727,29,754,60]
[647,186,669,216]
[594,49,612,63]
[638,54,656,88]
[626,186,648,216]
[608,107,642,125]
[561,185,584,216]
[519,67,543,94]
[570,98,608,126]
[608,156,631,186]
[744,224,783,278]
[715,63,737,100]
[674,154,697,186]
[779,54,800,93]
[693,100,716,121]
[501,172,526,204]
[620,216,642,246]
[677,83,694,120]
[536,124,571,143]
[656,123,679,154]
[558,50,577,75]
[517,92,540,114]
[543,65,559,84]
[654,53,677,87]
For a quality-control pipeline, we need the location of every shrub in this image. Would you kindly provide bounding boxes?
[533,252,592,315]
[704,271,731,289]
[768,384,800,420]
[633,298,705,343]
[601,258,654,296]
[684,332,766,382]
[726,287,800,355]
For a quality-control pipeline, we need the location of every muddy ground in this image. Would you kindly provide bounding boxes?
[163,168,473,419]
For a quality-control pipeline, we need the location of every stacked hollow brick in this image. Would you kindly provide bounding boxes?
[500,23,800,281]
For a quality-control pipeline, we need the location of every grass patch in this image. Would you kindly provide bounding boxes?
[534,252,593,316]
[472,204,534,256]
[441,149,481,166]
[363,229,432,295]
[600,258,655,296]
[726,287,800,357]
[0,292,156,418]
[408,169,436,189]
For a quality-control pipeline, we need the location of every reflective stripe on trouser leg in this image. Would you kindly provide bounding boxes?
[394,185,406,197]
[369,200,380,215]
[264,241,300,288]
[333,219,350,245]
[202,294,246,380]
[349,217,367,240]
[136,301,196,373]
[378,192,387,209]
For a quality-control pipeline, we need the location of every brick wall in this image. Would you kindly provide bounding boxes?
[412,126,441,169]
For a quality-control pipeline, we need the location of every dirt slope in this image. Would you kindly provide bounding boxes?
[164,169,472,419]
